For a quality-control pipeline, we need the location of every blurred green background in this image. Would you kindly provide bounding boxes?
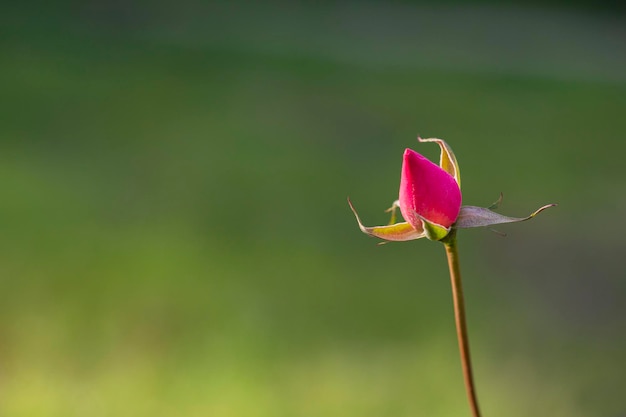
[2,1,625,416]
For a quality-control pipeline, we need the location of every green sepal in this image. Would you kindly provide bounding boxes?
[421,217,451,241]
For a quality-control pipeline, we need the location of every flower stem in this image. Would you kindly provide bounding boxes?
[442,231,482,417]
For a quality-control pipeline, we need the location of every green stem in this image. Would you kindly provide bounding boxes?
[442,231,482,417]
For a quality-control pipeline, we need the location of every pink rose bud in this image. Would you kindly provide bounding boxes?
[399,148,462,230]
[349,136,554,243]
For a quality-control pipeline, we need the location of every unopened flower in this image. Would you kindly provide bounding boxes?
[349,137,555,242]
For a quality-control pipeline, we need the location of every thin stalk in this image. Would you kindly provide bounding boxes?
[442,231,482,417]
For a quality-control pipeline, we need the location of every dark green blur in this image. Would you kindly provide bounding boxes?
[1,2,625,416]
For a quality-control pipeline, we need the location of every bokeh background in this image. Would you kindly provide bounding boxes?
[2,1,626,416]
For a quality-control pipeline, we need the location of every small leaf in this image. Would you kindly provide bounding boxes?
[455,204,557,229]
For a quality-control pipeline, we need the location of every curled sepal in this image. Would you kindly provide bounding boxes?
[418,137,461,187]
[348,198,426,241]
[455,203,557,229]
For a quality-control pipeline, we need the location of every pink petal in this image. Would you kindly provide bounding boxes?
[399,148,462,229]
